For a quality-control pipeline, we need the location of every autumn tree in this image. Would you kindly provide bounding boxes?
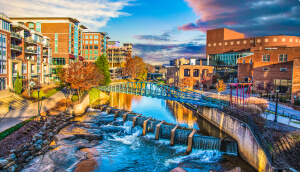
[146,64,155,73]
[59,62,103,101]
[123,56,147,80]
[256,82,264,97]
[95,54,111,85]
[216,79,227,99]
[264,81,273,97]
[179,77,197,90]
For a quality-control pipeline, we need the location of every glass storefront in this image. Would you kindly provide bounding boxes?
[209,52,253,66]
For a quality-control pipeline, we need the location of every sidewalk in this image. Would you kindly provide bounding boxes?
[0,88,68,132]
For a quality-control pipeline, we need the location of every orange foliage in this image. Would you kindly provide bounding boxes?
[179,77,197,89]
[216,80,227,92]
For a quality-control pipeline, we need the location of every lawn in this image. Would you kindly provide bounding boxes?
[32,87,62,100]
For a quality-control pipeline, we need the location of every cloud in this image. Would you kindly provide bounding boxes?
[179,0,300,37]
[132,43,206,65]
[0,0,134,30]
[134,30,177,42]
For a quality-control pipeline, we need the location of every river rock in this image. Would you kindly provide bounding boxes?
[22,151,30,158]
[4,161,15,169]
[35,139,43,145]
[7,164,17,172]
[25,156,34,162]
[74,133,103,141]
[100,125,125,133]
[0,159,8,168]
[54,134,76,142]
[170,167,187,172]
[7,153,16,161]
[34,133,42,140]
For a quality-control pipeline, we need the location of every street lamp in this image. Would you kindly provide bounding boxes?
[37,87,40,117]
[274,87,280,123]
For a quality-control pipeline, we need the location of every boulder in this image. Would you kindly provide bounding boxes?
[74,133,103,141]
[7,164,17,172]
[54,134,76,142]
[0,159,8,168]
[6,153,16,161]
[22,151,30,158]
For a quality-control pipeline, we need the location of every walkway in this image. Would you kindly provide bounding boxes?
[0,88,68,132]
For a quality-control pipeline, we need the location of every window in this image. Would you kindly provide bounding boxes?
[257,39,261,43]
[296,39,298,43]
[273,38,277,42]
[52,58,65,65]
[89,45,93,49]
[213,43,216,46]
[85,50,88,54]
[85,41,88,44]
[250,59,252,64]
[290,38,293,42]
[263,68,269,71]
[94,40,98,44]
[219,42,222,46]
[89,50,93,54]
[237,41,240,44]
[94,45,98,49]
[280,68,287,72]
[243,59,245,64]
[55,33,58,53]
[243,40,247,44]
[230,41,233,45]
[208,43,211,47]
[29,23,34,28]
[250,40,254,43]
[262,55,270,62]
[279,54,287,62]
[85,36,88,39]
[193,69,199,77]
[265,38,268,42]
[90,41,93,44]
[184,69,190,76]
[90,35,93,39]
[225,42,228,45]
[282,38,286,42]
[94,35,98,39]
[85,55,88,59]
[85,45,88,49]
[94,50,98,55]
[94,56,98,60]
[89,56,92,60]
[36,22,41,32]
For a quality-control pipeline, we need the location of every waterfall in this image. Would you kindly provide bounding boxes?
[192,135,221,151]
[148,120,160,132]
[174,130,191,145]
[159,125,174,139]
[221,140,238,155]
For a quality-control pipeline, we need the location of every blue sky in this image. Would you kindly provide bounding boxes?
[1,0,300,65]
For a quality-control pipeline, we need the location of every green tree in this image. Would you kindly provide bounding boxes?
[95,54,111,85]
[14,73,22,95]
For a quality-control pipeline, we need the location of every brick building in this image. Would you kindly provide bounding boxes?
[170,58,190,66]
[10,17,87,81]
[237,47,300,103]
[166,58,214,88]
[206,28,300,79]
[82,32,109,62]
[0,14,52,90]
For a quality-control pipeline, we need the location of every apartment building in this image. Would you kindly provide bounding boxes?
[10,17,87,81]
[206,28,300,78]
[0,14,52,90]
[82,32,109,62]
[107,41,132,79]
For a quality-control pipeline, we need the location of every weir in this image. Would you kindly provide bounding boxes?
[102,105,238,155]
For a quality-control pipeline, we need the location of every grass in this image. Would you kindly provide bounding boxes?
[32,87,62,100]
[0,116,36,140]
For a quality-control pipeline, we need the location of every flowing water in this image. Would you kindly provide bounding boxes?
[22,92,256,172]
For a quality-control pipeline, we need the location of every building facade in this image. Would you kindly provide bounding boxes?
[10,17,87,81]
[82,32,109,62]
[170,58,190,66]
[237,47,300,103]
[206,28,300,78]
[0,14,52,90]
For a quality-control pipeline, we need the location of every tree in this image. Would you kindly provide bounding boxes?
[212,73,221,84]
[216,79,227,99]
[55,65,64,86]
[95,54,111,85]
[60,62,103,101]
[264,81,273,97]
[256,82,264,97]
[179,77,197,90]
[14,73,22,95]
[146,63,155,73]
[123,56,147,80]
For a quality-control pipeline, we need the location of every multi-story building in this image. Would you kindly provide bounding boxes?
[82,32,109,62]
[237,46,300,103]
[0,14,52,90]
[166,58,214,88]
[170,58,190,66]
[107,41,132,79]
[206,28,300,78]
[10,17,87,81]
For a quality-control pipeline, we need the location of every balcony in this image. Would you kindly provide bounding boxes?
[43,51,48,56]
[25,37,37,44]
[43,43,50,48]
[25,48,37,54]
[25,56,35,61]
[10,44,22,52]
[10,32,22,40]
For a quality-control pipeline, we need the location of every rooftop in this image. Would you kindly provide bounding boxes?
[10,17,80,24]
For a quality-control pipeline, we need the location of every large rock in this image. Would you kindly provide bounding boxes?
[0,158,8,168]
[53,134,76,142]
[74,133,103,141]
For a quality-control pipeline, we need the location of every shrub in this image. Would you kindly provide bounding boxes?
[236,104,266,128]
[295,100,300,106]
[245,97,269,112]
[72,95,78,102]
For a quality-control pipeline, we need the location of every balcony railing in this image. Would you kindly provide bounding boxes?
[25,48,37,54]
[25,37,37,44]
[10,44,22,51]
[10,32,22,39]
[25,57,35,61]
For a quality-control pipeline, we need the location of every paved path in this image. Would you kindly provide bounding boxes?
[0,88,68,132]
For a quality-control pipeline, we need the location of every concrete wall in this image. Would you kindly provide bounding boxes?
[198,106,273,172]
[67,94,90,114]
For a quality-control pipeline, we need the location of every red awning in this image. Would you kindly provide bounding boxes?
[69,54,75,59]
[79,56,84,61]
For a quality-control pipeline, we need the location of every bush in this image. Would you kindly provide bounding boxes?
[245,97,269,112]
[72,95,78,102]
[295,100,300,106]
[236,104,266,128]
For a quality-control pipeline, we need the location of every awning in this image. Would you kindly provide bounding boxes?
[69,54,75,59]
[79,56,84,61]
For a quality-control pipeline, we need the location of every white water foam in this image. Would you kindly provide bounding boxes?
[86,108,102,112]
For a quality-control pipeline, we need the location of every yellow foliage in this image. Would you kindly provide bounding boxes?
[216,80,227,92]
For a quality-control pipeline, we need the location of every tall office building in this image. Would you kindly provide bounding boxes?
[82,32,109,62]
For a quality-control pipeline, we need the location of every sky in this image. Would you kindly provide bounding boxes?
[1,0,300,65]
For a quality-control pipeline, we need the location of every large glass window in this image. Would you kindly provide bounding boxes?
[52,58,65,65]
[85,35,88,39]
[55,33,58,53]
[85,45,88,49]
[193,69,199,77]
[279,54,287,62]
[94,35,98,39]
[85,50,88,54]
[262,55,270,62]
[89,50,93,54]
[90,45,93,49]
[90,41,93,44]
[209,52,253,66]
[94,45,98,49]
[85,41,88,44]
[184,69,190,77]
[94,40,98,44]
[94,50,98,55]
[90,35,93,39]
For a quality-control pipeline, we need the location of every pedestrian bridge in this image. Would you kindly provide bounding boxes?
[98,82,224,108]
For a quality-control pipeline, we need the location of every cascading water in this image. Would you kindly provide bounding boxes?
[193,135,221,151]
[174,130,191,145]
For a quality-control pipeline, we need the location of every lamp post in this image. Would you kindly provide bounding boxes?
[274,87,280,123]
[37,87,40,117]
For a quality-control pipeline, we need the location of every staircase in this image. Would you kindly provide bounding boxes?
[0,92,31,114]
